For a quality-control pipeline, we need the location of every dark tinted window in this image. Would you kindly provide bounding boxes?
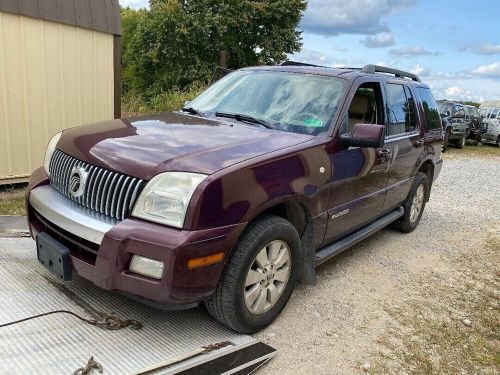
[385,83,417,136]
[416,87,441,130]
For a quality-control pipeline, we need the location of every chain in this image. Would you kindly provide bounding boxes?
[72,357,103,375]
[0,310,142,331]
[202,341,231,352]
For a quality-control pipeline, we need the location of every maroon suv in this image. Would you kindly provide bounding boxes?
[26,63,443,333]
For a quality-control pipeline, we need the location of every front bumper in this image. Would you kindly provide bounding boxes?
[482,133,499,143]
[448,129,466,140]
[27,170,245,307]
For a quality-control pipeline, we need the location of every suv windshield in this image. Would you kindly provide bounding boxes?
[188,70,346,135]
[437,102,454,116]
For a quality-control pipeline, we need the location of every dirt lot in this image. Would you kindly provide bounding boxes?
[257,149,500,374]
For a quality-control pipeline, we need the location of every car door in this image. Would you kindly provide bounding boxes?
[381,82,423,210]
[323,79,391,244]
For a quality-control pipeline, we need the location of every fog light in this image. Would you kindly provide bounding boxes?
[129,255,164,279]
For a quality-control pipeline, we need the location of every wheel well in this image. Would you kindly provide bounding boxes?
[255,202,310,237]
[253,201,315,283]
[418,160,434,197]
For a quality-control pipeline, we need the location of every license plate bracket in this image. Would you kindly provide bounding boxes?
[36,232,72,281]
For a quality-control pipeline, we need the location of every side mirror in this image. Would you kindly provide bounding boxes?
[340,124,385,148]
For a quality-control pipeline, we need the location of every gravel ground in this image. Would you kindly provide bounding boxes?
[256,152,500,374]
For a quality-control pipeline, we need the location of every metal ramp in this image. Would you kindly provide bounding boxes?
[0,237,275,374]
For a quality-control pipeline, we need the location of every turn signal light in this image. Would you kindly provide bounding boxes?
[187,252,224,269]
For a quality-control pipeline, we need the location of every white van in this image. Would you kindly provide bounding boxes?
[482,108,500,146]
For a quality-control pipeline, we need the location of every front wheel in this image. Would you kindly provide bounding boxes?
[391,172,429,233]
[205,215,301,333]
[456,133,466,149]
[442,128,451,153]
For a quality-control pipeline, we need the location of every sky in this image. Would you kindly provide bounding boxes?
[120,0,500,102]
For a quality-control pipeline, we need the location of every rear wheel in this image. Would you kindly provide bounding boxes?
[205,215,301,333]
[391,172,429,233]
[497,135,500,147]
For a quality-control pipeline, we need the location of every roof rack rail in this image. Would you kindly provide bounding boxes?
[280,60,326,68]
[362,64,421,82]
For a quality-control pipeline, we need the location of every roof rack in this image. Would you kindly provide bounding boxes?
[362,64,421,82]
[280,60,326,68]
[280,61,421,82]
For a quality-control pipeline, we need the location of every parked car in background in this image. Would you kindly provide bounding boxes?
[26,64,443,333]
[440,115,451,152]
[437,100,470,149]
[481,107,500,147]
[465,105,482,145]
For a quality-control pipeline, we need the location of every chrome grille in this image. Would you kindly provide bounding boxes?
[49,149,144,220]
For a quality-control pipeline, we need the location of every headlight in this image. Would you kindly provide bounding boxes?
[43,132,63,176]
[132,172,207,228]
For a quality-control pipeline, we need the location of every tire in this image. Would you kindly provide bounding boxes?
[497,135,500,148]
[391,172,429,233]
[205,215,301,333]
[442,128,450,153]
[455,133,466,149]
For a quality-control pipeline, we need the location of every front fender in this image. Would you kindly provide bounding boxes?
[188,145,331,231]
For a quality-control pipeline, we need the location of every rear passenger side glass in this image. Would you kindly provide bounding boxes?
[385,83,417,136]
[416,87,441,130]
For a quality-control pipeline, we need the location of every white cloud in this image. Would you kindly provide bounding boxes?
[445,86,463,96]
[470,62,500,78]
[119,0,149,9]
[389,46,439,57]
[464,43,500,55]
[409,64,429,76]
[361,32,395,48]
[288,48,363,67]
[301,0,415,36]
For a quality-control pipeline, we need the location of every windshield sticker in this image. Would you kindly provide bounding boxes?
[303,118,324,127]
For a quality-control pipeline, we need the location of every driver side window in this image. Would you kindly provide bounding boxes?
[342,82,384,134]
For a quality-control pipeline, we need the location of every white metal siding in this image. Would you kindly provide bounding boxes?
[0,12,114,183]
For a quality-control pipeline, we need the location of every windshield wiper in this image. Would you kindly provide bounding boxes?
[181,106,205,117]
[215,112,277,130]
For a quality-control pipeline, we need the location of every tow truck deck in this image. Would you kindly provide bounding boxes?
[0,237,275,374]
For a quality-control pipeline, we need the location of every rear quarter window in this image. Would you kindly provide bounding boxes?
[415,87,441,130]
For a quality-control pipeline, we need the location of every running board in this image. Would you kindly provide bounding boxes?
[315,207,404,267]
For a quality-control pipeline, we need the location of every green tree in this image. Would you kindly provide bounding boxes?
[121,6,147,94]
[123,0,306,97]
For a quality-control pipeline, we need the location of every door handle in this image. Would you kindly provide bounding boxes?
[415,139,424,148]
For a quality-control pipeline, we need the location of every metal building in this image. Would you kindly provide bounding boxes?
[0,0,121,184]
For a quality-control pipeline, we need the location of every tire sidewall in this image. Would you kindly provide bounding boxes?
[232,219,301,331]
[404,173,429,231]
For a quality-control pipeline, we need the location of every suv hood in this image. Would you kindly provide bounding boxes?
[57,112,314,180]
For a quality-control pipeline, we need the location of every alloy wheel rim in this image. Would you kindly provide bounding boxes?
[244,240,291,315]
[410,184,425,223]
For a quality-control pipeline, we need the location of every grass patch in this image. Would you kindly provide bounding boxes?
[372,237,500,374]
[444,142,500,159]
[0,185,26,216]
[121,85,205,118]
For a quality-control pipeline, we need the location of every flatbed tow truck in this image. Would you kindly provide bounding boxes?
[0,236,275,374]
